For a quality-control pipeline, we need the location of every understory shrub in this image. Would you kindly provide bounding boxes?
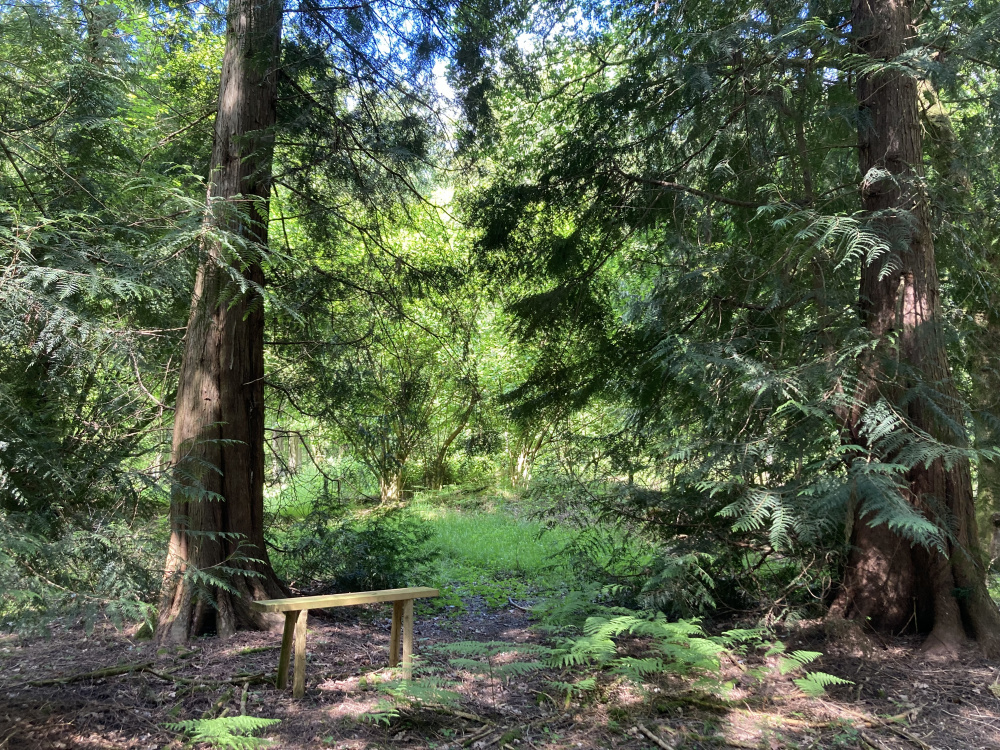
[531,472,838,624]
[548,610,850,700]
[267,506,438,593]
[0,514,163,634]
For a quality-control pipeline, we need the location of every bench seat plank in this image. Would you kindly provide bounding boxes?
[251,586,439,613]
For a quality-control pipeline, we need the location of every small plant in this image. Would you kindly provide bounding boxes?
[164,715,280,749]
[547,675,597,707]
[767,641,853,697]
[435,640,550,707]
[550,612,726,686]
[364,672,463,724]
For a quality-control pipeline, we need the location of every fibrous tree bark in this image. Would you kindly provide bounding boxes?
[158,0,286,642]
[831,0,1000,656]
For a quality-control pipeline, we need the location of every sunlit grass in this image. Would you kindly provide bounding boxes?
[412,500,576,581]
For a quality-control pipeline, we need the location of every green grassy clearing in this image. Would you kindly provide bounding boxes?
[265,479,663,618]
[410,497,579,611]
[413,499,574,580]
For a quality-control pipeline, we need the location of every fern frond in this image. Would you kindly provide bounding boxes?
[164,715,280,749]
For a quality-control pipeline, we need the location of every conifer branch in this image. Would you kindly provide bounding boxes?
[613,167,764,208]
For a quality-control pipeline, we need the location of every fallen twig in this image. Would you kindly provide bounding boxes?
[860,730,892,750]
[204,686,235,719]
[636,723,674,749]
[884,724,934,750]
[528,688,558,708]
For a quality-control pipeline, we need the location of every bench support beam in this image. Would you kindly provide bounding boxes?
[389,601,403,667]
[402,598,414,679]
[277,611,298,690]
[292,609,308,698]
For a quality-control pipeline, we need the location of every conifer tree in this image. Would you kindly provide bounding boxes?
[158,0,451,637]
[158,0,287,641]
[828,0,1000,656]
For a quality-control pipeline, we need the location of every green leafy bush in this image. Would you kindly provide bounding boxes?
[269,507,438,593]
[550,613,726,683]
[364,670,463,724]
[545,609,851,700]
[0,516,163,634]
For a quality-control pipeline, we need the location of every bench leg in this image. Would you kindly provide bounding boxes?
[292,609,309,698]
[277,611,299,690]
[389,600,403,667]
[402,598,414,680]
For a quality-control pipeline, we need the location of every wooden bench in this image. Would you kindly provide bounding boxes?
[251,586,439,698]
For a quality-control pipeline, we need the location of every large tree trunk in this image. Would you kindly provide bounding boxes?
[158,0,286,642]
[831,0,1000,656]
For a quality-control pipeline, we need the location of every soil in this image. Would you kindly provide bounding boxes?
[1,600,999,750]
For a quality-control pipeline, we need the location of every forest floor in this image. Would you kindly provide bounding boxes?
[2,597,1000,750]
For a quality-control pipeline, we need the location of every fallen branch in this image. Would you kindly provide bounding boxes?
[143,668,269,687]
[26,661,154,686]
[860,730,893,750]
[636,723,674,749]
[884,724,934,750]
[674,730,756,749]
[436,724,494,750]
[431,706,492,725]
[482,714,565,749]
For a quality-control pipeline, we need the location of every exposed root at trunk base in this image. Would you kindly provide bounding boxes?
[157,562,285,643]
[822,616,879,658]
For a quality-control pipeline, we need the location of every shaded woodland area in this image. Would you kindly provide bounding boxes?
[6,0,1000,747]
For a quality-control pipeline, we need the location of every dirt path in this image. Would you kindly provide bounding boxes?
[2,604,999,749]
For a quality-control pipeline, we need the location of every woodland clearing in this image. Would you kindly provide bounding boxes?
[3,600,999,750]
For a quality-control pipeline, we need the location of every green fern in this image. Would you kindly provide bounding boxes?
[776,650,824,675]
[164,716,280,749]
[435,640,551,687]
[793,671,854,697]
[364,673,463,724]
[767,641,852,697]
[549,612,725,683]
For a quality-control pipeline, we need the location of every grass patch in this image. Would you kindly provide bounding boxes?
[409,498,579,614]
[413,500,574,579]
